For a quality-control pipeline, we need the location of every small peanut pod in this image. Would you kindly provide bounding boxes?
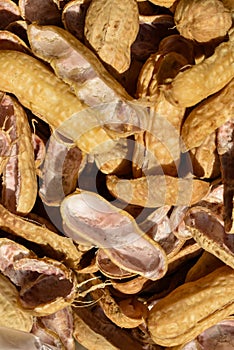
[174,0,232,42]
[148,266,234,346]
[0,50,114,154]
[163,33,234,107]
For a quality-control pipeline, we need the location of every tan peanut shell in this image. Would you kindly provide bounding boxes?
[174,0,232,42]
[0,204,83,269]
[84,0,139,73]
[148,266,234,346]
[107,174,210,207]
[163,34,234,107]
[181,78,234,151]
[1,94,37,214]
[0,273,33,332]
[0,50,114,154]
[73,312,118,350]
[185,208,234,268]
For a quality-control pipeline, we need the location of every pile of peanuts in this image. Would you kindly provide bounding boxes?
[0,0,233,349]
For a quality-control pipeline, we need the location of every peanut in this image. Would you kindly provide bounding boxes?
[163,34,234,107]
[148,266,234,346]
[174,0,232,42]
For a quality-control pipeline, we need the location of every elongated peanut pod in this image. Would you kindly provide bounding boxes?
[107,175,210,207]
[0,50,114,153]
[163,34,234,107]
[148,266,234,346]
[0,204,82,269]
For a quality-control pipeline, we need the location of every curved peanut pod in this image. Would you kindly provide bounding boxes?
[84,0,139,73]
[184,208,234,268]
[0,0,20,29]
[217,119,234,232]
[0,94,37,214]
[60,190,168,280]
[107,174,210,207]
[163,34,234,107]
[0,204,83,269]
[148,266,234,346]
[181,78,234,151]
[0,50,114,154]
[0,273,33,332]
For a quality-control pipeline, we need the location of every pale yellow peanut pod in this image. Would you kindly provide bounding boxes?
[107,174,210,207]
[0,204,83,269]
[0,50,114,154]
[84,0,139,73]
[181,78,234,151]
[148,266,234,346]
[174,0,232,42]
[163,35,234,107]
[0,273,33,332]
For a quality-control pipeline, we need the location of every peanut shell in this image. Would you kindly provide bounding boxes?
[148,266,234,346]
[84,0,139,73]
[163,35,234,107]
[174,0,232,42]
